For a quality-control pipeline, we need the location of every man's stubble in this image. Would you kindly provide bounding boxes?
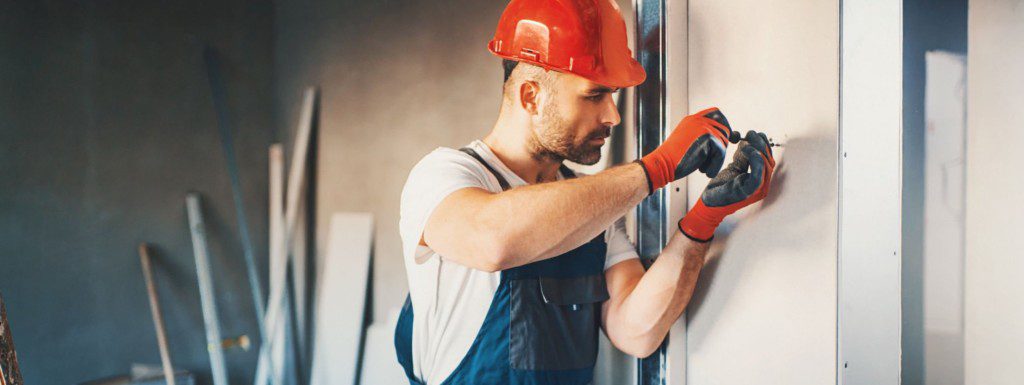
[529,98,607,167]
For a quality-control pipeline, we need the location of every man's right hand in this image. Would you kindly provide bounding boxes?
[678,130,776,242]
[638,107,733,194]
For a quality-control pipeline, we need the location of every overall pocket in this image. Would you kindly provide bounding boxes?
[509,274,610,371]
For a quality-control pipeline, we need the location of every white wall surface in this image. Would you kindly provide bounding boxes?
[684,1,839,384]
[964,1,1024,384]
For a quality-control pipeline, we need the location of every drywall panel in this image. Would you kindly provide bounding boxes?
[838,1,903,384]
[965,2,1024,384]
[359,310,406,385]
[310,213,374,385]
[684,1,839,384]
[923,51,966,385]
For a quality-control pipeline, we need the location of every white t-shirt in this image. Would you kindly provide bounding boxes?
[398,140,639,385]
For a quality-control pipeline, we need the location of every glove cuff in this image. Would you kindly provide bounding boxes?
[632,159,655,195]
[678,200,724,242]
[638,153,671,194]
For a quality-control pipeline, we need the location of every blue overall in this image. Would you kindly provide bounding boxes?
[395,147,610,385]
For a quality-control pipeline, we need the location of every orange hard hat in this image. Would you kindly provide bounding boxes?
[488,0,646,88]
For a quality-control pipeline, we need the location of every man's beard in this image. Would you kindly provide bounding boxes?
[530,104,608,166]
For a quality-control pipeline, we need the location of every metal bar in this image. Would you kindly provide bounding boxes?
[663,0,690,383]
[290,174,308,374]
[268,144,288,385]
[256,159,287,385]
[202,46,268,342]
[255,87,317,385]
[186,193,230,385]
[139,243,177,385]
[635,0,669,384]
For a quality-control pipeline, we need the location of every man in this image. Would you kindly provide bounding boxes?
[394,1,775,384]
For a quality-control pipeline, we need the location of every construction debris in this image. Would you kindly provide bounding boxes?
[256,87,318,385]
[0,293,23,385]
[76,364,195,385]
[185,193,230,385]
[138,244,177,385]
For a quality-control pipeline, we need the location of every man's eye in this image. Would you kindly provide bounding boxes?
[586,94,603,101]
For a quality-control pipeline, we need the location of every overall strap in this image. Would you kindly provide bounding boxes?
[459,147,511,191]
[460,147,580,190]
[558,164,577,179]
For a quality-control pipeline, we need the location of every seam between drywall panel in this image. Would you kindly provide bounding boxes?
[836,0,844,383]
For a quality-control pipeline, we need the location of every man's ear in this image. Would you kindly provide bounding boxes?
[518,80,540,115]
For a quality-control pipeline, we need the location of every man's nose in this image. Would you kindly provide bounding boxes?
[602,96,621,127]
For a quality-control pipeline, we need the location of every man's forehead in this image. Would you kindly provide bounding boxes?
[564,73,619,92]
[547,70,621,93]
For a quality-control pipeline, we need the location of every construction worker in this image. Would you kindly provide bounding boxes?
[395,0,775,384]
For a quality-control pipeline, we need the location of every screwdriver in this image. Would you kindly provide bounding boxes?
[703,109,783,148]
[728,131,784,148]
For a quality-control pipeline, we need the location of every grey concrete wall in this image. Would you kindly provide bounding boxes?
[964,1,1024,384]
[273,0,509,324]
[0,1,275,384]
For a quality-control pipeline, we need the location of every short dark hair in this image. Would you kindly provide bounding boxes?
[502,59,519,83]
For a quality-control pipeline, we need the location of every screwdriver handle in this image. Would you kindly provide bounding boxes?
[703,109,781,147]
[728,129,782,147]
[729,131,742,144]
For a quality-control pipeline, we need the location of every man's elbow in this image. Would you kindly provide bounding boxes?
[474,233,519,272]
[613,336,662,359]
[476,254,506,273]
[607,316,667,358]
[476,227,535,272]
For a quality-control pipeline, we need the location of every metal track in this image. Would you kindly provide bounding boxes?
[202,46,268,342]
[635,0,670,384]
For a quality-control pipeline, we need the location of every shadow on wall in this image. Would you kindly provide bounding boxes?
[685,131,838,351]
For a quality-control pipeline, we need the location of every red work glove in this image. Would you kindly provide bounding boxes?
[679,130,776,242]
[637,107,733,194]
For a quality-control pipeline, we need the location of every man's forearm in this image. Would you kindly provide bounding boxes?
[611,232,708,356]
[486,162,648,268]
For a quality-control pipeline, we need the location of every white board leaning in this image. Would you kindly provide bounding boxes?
[310,212,375,385]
